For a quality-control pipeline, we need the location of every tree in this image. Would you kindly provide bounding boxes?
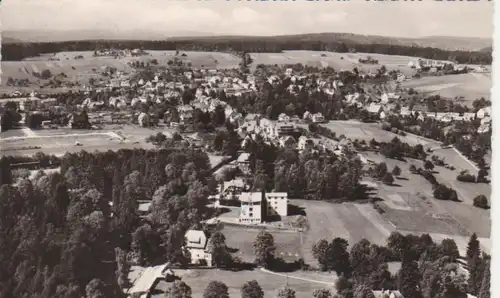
[382,173,394,185]
[329,237,351,277]
[203,281,229,298]
[353,284,375,298]
[312,239,330,271]
[166,280,192,298]
[392,166,401,177]
[210,231,231,268]
[478,260,490,298]
[424,160,434,171]
[476,168,488,183]
[85,278,105,298]
[254,230,276,268]
[468,254,483,295]
[397,259,421,298]
[336,275,354,298]
[276,286,296,298]
[466,233,481,265]
[241,280,264,298]
[369,263,394,290]
[440,239,460,262]
[473,195,489,209]
[313,289,332,298]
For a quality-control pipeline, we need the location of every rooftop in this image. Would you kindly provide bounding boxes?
[185,229,208,250]
[239,192,263,203]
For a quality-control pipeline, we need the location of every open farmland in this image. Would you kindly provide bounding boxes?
[250,51,419,75]
[401,72,491,103]
[316,120,441,148]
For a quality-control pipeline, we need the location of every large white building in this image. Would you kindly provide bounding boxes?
[239,192,288,224]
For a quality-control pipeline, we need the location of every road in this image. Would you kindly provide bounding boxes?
[260,268,335,286]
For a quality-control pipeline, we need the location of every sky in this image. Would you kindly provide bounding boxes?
[0,0,494,38]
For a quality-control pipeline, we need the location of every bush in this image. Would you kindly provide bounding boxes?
[456,171,476,183]
[473,195,489,209]
[433,184,458,201]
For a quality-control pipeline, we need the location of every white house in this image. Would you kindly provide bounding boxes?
[312,113,325,123]
[185,230,212,266]
[222,179,247,200]
[477,106,492,119]
[298,136,314,151]
[372,290,404,298]
[138,112,150,127]
[278,113,291,122]
[279,135,297,148]
[367,103,383,117]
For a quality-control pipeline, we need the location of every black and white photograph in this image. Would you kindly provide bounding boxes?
[0,0,495,298]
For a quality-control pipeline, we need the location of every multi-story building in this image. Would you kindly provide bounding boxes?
[239,192,288,224]
[239,192,263,224]
[264,192,288,217]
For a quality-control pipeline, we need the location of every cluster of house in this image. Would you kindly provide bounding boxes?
[93,48,147,57]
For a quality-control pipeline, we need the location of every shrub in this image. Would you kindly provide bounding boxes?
[473,195,489,209]
[456,171,476,183]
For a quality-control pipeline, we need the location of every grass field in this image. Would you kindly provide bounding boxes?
[221,225,303,264]
[401,73,491,102]
[317,120,441,148]
[0,125,159,157]
[150,268,335,298]
[250,51,419,76]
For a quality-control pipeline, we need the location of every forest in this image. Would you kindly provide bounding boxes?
[1,37,492,64]
[0,148,215,298]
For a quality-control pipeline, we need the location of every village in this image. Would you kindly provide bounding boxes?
[0,42,493,298]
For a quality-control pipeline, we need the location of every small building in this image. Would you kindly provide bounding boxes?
[477,106,492,119]
[128,264,177,298]
[298,136,314,151]
[275,123,296,136]
[185,230,212,266]
[279,135,297,148]
[222,179,247,200]
[138,112,150,127]
[278,113,291,122]
[367,103,383,117]
[235,153,251,173]
[312,113,325,123]
[372,290,404,298]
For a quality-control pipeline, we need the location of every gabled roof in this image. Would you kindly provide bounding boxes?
[237,153,251,163]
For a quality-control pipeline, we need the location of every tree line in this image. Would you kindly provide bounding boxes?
[2,38,492,64]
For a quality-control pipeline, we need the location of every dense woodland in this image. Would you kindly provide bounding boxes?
[0,148,215,298]
[2,38,492,64]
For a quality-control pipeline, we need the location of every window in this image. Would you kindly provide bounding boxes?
[249,213,253,217]
[249,207,253,212]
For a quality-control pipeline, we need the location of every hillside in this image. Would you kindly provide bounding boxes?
[3,31,492,52]
[2,30,215,44]
[171,33,492,52]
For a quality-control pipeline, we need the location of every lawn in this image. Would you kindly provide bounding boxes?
[151,268,336,298]
[295,200,394,267]
[221,225,303,264]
